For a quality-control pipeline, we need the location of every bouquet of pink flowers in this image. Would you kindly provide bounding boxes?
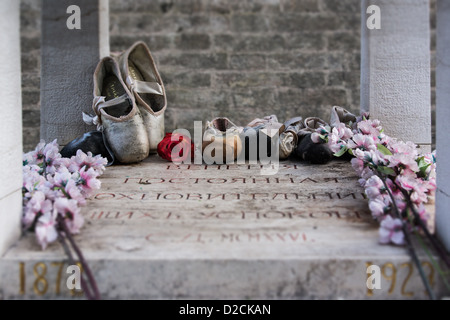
[312,113,450,298]
[22,139,107,249]
[312,115,436,245]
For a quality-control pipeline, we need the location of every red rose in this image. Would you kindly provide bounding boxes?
[157,133,195,162]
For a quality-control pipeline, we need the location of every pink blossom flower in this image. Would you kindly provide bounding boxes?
[394,199,407,213]
[409,181,434,204]
[22,191,53,229]
[358,178,367,187]
[77,167,101,197]
[64,179,86,205]
[68,150,107,174]
[389,153,419,172]
[357,119,383,138]
[54,198,79,218]
[328,138,346,154]
[364,175,385,200]
[311,132,322,143]
[394,172,434,204]
[65,211,84,235]
[347,133,376,151]
[22,165,47,198]
[388,139,417,156]
[333,123,354,141]
[379,215,405,245]
[42,140,63,174]
[31,140,47,165]
[395,174,416,191]
[354,149,389,167]
[35,210,58,250]
[54,198,84,234]
[351,158,365,176]
[49,166,73,188]
[361,167,375,180]
[23,152,35,166]
[327,124,353,153]
[369,198,389,219]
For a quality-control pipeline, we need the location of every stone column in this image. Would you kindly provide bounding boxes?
[436,0,450,252]
[0,0,22,256]
[40,0,109,146]
[361,0,431,150]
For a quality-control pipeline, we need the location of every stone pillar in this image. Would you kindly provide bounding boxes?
[40,0,109,146]
[361,0,431,149]
[0,0,22,256]
[436,0,450,252]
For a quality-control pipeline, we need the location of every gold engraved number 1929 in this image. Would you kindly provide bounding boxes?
[366,261,435,297]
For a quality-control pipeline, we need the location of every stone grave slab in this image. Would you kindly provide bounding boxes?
[0,158,446,299]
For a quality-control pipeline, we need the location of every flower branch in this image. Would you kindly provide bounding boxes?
[312,112,449,297]
[22,139,107,299]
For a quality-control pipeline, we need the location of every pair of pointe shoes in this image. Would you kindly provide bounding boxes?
[84,41,167,164]
[201,115,301,163]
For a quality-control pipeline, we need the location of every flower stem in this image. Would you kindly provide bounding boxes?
[379,173,436,300]
[415,232,450,292]
[399,188,450,269]
[56,215,101,300]
[57,227,94,299]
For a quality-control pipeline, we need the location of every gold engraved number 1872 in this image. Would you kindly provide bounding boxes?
[19,261,83,296]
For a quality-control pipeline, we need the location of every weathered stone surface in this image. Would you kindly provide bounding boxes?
[20,0,438,154]
[40,0,109,146]
[361,0,432,147]
[0,158,446,299]
[175,33,211,51]
[0,0,23,256]
[159,53,228,70]
[435,0,450,251]
[229,54,266,70]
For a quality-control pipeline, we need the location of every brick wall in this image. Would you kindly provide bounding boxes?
[20,0,436,152]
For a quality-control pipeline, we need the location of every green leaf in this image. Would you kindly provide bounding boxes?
[333,146,348,157]
[377,166,396,176]
[417,156,431,177]
[377,144,393,156]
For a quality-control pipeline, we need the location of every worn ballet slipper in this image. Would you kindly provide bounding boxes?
[89,56,150,164]
[202,117,243,163]
[279,116,303,160]
[330,106,357,128]
[297,117,328,138]
[118,41,167,153]
[242,115,284,160]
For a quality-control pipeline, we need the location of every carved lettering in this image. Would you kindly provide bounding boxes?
[207,194,226,200]
[186,193,203,200]
[251,193,269,200]
[123,177,142,184]
[299,178,318,183]
[273,178,295,183]
[207,178,227,184]
[120,176,350,184]
[163,193,184,200]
